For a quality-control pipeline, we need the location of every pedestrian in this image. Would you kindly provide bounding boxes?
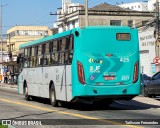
[3,71,8,83]
[10,70,14,85]
[0,73,2,83]
[7,71,11,84]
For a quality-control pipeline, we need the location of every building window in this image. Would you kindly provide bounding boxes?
[110,20,121,26]
[72,21,75,28]
[128,20,133,27]
[12,30,48,36]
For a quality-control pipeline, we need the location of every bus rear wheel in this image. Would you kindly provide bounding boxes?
[50,85,58,107]
[24,84,30,101]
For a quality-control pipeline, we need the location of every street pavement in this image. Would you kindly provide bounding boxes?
[0,83,159,108]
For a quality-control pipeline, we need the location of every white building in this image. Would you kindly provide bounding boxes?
[56,0,84,33]
[148,0,160,11]
[138,27,156,76]
[118,2,148,11]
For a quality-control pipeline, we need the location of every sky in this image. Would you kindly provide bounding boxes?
[0,0,145,35]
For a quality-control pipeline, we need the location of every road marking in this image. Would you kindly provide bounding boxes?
[0,98,143,128]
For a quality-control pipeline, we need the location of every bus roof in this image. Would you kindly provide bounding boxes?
[19,26,134,49]
[19,28,75,49]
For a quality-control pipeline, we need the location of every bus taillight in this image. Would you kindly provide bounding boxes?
[133,61,139,83]
[77,61,86,85]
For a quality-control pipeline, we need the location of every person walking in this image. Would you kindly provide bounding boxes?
[7,71,11,84]
[3,71,8,83]
[0,73,2,83]
[10,70,14,85]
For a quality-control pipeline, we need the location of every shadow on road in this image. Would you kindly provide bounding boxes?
[27,97,160,111]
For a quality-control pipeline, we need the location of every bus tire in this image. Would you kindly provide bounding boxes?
[50,85,58,107]
[24,83,30,101]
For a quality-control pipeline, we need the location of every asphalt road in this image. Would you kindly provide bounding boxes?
[0,86,160,128]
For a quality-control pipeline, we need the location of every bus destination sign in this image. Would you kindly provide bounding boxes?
[116,33,130,40]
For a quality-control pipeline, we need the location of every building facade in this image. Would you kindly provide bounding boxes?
[56,3,154,33]
[118,2,148,11]
[7,26,52,56]
[138,27,156,76]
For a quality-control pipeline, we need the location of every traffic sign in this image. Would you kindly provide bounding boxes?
[153,57,160,65]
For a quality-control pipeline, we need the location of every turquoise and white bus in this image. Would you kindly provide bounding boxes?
[17,26,140,107]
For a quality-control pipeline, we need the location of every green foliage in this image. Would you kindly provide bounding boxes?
[0,123,8,128]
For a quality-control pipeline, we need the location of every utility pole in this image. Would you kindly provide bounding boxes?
[85,0,88,27]
[156,0,160,57]
[0,4,3,67]
[0,4,7,75]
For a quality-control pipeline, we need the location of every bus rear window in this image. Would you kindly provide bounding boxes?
[116,33,130,41]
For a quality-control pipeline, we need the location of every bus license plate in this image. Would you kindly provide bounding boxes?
[104,76,115,80]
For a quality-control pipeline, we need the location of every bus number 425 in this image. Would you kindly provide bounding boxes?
[120,57,129,63]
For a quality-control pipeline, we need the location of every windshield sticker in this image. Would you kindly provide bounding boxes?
[88,58,103,64]
[90,75,95,80]
[89,66,101,73]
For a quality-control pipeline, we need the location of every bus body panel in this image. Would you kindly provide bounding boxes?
[71,27,140,99]
[18,65,72,101]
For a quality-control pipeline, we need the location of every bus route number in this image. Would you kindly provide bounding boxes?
[120,57,129,63]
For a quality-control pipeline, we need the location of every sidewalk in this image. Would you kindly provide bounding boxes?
[0,83,18,89]
[133,96,160,107]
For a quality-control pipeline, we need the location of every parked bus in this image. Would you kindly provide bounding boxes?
[17,26,140,107]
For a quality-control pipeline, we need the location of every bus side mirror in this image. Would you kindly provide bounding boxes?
[17,55,24,64]
[17,56,20,64]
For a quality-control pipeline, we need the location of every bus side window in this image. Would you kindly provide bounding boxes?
[35,46,38,67]
[24,48,28,68]
[37,44,43,66]
[18,49,24,72]
[51,40,58,65]
[30,46,36,67]
[43,42,50,66]
[65,37,69,64]
[20,53,24,72]
[68,36,73,64]
[27,48,31,67]
[59,38,66,64]
[29,47,33,67]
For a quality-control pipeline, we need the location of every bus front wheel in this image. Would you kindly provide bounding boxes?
[24,83,30,101]
[50,85,58,107]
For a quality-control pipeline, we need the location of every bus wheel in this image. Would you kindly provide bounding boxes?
[24,84,30,101]
[50,85,58,107]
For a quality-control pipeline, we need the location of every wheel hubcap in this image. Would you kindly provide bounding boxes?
[25,87,28,95]
[51,90,55,102]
